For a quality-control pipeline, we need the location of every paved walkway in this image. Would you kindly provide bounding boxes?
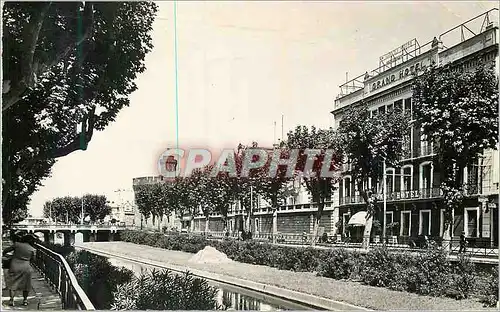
[77,242,496,311]
[1,268,61,310]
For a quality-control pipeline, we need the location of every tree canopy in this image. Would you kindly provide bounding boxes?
[336,105,409,247]
[43,194,111,223]
[285,125,342,244]
[412,63,499,239]
[2,2,158,224]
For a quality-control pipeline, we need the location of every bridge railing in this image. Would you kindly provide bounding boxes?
[32,243,95,310]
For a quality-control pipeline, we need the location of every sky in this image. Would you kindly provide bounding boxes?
[28,1,499,217]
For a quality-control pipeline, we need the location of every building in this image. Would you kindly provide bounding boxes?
[332,10,499,247]
[132,10,499,246]
[107,188,138,226]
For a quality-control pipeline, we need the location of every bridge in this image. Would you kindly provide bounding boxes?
[10,224,130,246]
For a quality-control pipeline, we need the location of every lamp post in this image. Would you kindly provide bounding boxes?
[382,158,387,245]
[81,196,84,225]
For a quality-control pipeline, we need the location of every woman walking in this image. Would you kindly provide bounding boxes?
[2,233,36,306]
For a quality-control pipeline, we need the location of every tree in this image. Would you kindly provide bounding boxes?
[195,165,233,233]
[253,144,295,242]
[285,126,343,246]
[227,143,258,234]
[2,2,158,224]
[133,184,154,225]
[336,105,409,249]
[43,194,111,223]
[43,196,81,223]
[412,63,498,245]
[82,194,112,222]
[133,183,172,229]
[169,176,203,232]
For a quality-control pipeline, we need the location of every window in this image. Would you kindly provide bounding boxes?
[378,106,386,115]
[465,208,479,237]
[386,103,394,113]
[255,219,259,233]
[401,211,411,236]
[342,213,350,235]
[344,177,351,197]
[404,98,412,118]
[394,99,403,112]
[385,212,394,235]
[419,210,431,235]
[401,166,413,192]
[386,168,395,194]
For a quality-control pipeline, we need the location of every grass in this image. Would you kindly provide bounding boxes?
[79,242,496,311]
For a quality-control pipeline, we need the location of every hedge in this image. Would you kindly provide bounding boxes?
[120,230,498,306]
[42,243,219,310]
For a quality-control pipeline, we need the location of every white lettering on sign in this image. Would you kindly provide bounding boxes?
[371,62,422,91]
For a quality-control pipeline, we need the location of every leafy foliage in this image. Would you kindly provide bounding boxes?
[123,230,494,302]
[285,125,343,244]
[412,64,499,235]
[336,105,409,245]
[2,2,158,224]
[43,194,111,223]
[111,269,219,310]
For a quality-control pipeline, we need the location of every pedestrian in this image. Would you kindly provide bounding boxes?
[2,234,37,306]
[459,231,467,253]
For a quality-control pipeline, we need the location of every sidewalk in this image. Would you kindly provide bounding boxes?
[78,242,495,311]
[1,268,61,310]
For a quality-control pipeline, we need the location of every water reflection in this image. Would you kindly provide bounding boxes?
[216,286,291,311]
[108,257,309,311]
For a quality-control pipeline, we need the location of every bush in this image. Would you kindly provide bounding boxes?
[317,248,360,280]
[478,266,499,307]
[111,269,219,310]
[120,230,495,303]
[66,250,135,309]
[447,254,477,299]
[360,247,400,287]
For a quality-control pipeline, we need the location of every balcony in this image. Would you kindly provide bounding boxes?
[420,144,435,157]
[339,195,365,205]
[339,188,444,205]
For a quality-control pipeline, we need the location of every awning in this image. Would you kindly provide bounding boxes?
[348,211,368,227]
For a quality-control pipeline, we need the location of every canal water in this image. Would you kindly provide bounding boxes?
[107,257,311,311]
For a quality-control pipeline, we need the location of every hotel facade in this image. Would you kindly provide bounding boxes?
[133,10,499,247]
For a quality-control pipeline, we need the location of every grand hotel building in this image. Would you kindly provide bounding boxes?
[133,10,499,247]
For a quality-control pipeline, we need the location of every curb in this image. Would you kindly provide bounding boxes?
[75,245,372,311]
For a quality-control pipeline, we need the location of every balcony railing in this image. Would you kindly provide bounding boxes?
[420,144,435,157]
[33,243,95,310]
[339,195,365,205]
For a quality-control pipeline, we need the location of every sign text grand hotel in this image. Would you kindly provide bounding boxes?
[370,61,423,91]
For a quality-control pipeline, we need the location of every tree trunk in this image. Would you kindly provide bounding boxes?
[362,215,373,249]
[442,222,452,252]
[272,208,278,244]
[310,202,324,246]
[245,208,252,233]
[205,214,210,233]
[190,216,195,232]
[158,215,163,232]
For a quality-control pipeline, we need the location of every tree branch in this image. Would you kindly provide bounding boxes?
[2,2,95,112]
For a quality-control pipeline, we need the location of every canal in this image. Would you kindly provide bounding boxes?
[107,256,313,310]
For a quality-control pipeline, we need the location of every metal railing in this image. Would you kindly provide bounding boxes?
[12,223,127,229]
[32,243,95,310]
[193,231,498,259]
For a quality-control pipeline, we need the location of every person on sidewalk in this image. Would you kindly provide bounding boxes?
[2,234,36,306]
[459,231,467,253]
